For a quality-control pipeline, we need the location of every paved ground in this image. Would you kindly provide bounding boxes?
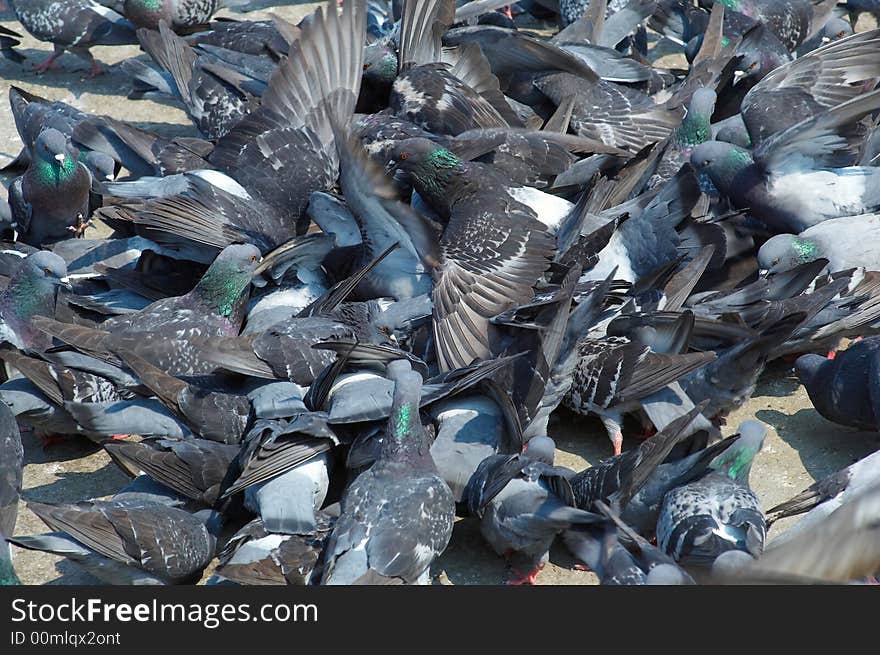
[1,4,878,585]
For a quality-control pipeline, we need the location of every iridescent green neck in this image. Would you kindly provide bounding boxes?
[34,156,76,187]
[191,264,252,320]
[676,110,712,148]
[792,238,818,263]
[137,0,165,9]
[710,146,753,190]
[717,0,739,9]
[410,149,464,207]
[710,446,755,484]
[3,271,55,320]
[382,398,430,461]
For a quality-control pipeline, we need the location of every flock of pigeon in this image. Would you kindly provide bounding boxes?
[0,0,878,587]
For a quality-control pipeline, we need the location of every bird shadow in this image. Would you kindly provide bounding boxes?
[755,361,803,398]
[755,407,879,482]
[21,462,131,505]
[20,429,103,465]
[44,559,104,586]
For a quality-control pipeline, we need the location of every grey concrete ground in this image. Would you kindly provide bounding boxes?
[1,4,878,585]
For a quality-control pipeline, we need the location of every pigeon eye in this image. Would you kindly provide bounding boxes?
[772,259,779,266]
[838,31,845,38]
[249,255,257,263]
[748,62,757,71]
[363,63,370,70]
[399,152,408,160]
[43,267,52,275]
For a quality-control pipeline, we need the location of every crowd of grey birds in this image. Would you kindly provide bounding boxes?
[0,0,879,587]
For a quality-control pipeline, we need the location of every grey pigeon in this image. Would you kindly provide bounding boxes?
[10,0,139,76]
[0,251,70,351]
[463,436,604,584]
[32,243,262,376]
[8,500,217,584]
[321,359,455,585]
[103,437,240,507]
[563,335,715,454]
[657,419,767,566]
[8,129,93,246]
[0,403,22,585]
[222,415,336,535]
[758,213,880,275]
[690,90,880,233]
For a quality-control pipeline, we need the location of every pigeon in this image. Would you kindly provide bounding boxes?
[123,0,249,31]
[212,511,336,585]
[795,337,880,431]
[9,0,139,76]
[9,500,218,584]
[8,129,93,246]
[103,437,241,507]
[563,335,716,454]
[32,243,262,376]
[0,403,22,585]
[563,500,695,585]
[321,359,455,585]
[690,90,880,234]
[387,137,556,372]
[221,415,336,535]
[679,313,805,420]
[758,213,880,275]
[463,436,605,584]
[0,251,71,351]
[657,419,767,566]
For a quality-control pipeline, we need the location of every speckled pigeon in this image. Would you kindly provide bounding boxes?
[321,359,455,585]
[657,419,767,567]
[10,0,139,76]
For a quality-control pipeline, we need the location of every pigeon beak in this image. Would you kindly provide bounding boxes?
[58,276,73,291]
[758,269,769,277]
[105,173,114,181]
[733,70,745,82]
[54,153,66,163]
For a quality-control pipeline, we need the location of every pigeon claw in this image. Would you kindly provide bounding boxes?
[82,61,107,79]
[32,53,61,74]
[68,213,95,238]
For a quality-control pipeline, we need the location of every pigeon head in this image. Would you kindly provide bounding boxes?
[82,151,116,183]
[1,251,70,349]
[523,436,555,465]
[20,251,71,290]
[819,17,853,43]
[33,129,77,183]
[388,138,464,205]
[757,235,821,275]
[709,419,766,484]
[794,353,827,392]
[690,141,753,192]
[191,244,262,321]
[362,42,398,86]
[675,88,716,149]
